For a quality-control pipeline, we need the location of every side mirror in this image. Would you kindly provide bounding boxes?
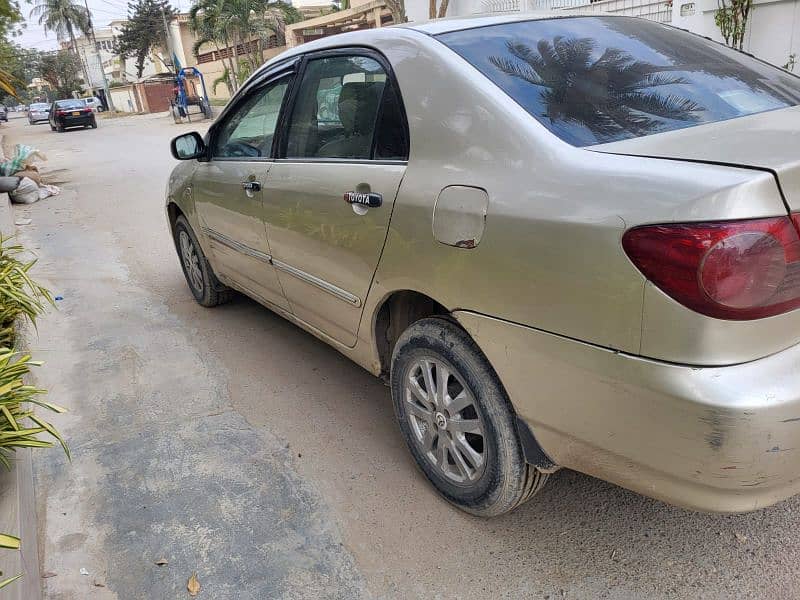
[170,131,206,160]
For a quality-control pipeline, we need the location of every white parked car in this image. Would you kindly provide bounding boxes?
[27,102,50,124]
[82,97,104,113]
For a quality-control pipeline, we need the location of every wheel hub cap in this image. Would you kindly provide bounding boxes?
[403,357,486,485]
[434,412,447,429]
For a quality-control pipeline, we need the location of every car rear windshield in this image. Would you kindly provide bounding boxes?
[30,103,49,110]
[437,17,800,146]
[56,100,85,109]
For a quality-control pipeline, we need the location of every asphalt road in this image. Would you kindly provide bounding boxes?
[4,112,799,599]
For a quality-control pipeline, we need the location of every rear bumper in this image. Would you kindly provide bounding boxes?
[454,310,800,513]
[29,116,47,122]
[58,116,94,128]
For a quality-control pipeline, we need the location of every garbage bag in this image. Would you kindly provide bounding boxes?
[0,144,47,177]
[9,177,39,204]
[38,183,60,200]
[0,176,19,193]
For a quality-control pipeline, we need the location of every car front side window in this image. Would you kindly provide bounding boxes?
[213,76,290,159]
[284,55,393,160]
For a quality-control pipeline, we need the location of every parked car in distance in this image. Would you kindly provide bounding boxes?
[49,99,97,132]
[82,96,104,112]
[28,102,50,124]
[166,14,800,516]
[0,105,7,122]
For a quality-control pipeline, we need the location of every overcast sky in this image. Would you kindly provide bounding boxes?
[17,0,188,51]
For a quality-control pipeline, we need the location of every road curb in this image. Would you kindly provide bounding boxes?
[0,131,43,599]
[0,449,42,600]
[0,133,15,236]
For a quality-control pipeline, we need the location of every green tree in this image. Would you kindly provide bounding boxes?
[0,0,23,97]
[117,0,176,78]
[40,50,83,98]
[189,0,238,93]
[0,0,21,40]
[188,0,301,93]
[29,0,89,61]
[715,0,752,50]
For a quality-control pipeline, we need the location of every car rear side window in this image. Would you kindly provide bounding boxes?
[374,79,409,160]
[284,55,404,160]
[438,17,800,146]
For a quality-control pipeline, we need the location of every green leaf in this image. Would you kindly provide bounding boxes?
[6,440,53,449]
[0,533,20,549]
[27,399,67,414]
[30,415,70,460]
[0,573,22,589]
[0,405,18,431]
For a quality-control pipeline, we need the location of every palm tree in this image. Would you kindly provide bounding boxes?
[30,0,91,86]
[189,0,239,93]
[489,36,702,142]
[189,0,301,93]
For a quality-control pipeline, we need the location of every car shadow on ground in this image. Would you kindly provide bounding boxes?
[168,283,799,597]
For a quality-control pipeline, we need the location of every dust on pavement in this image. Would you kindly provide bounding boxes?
[4,112,800,600]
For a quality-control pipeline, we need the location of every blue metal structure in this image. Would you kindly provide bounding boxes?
[173,67,213,122]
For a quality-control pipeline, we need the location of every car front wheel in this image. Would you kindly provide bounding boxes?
[391,317,548,517]
[173,215,233,307]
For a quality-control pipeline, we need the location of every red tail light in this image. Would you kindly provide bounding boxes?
[84,109,92,114]
[622,216,800,320]
[56,110,65,116]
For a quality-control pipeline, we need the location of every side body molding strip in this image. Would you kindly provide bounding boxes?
[202,227,272,263]
[201,226,362,307]
[272,259,362,307]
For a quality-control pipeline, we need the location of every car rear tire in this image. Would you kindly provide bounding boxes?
[90,119,97,129]
[173,215,233,307]
[390,317,548,517]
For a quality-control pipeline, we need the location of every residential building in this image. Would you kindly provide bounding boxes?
[285,0,393,47]
[62,20,162,90]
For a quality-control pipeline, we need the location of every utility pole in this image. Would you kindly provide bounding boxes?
[162,6,175,74]
[84,0,116,112]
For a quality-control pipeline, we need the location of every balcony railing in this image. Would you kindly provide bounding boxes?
[481,0,673,23]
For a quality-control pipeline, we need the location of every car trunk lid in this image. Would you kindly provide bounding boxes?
[592,106,800,210]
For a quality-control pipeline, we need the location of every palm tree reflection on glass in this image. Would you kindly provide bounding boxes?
[489,36,702,141]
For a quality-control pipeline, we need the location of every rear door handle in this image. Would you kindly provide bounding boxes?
[241,181,261,192]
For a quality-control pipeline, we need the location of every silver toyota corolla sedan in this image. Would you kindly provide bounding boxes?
[166,13,800,516]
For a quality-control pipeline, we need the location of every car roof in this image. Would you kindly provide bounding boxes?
[249,12,619,92]
[399,11,575,35]
[260,12,615,68]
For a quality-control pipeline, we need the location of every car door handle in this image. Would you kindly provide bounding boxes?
[343,191,382,208]
[241,181,261,192]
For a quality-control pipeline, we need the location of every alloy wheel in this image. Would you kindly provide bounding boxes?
[404,357,486,485]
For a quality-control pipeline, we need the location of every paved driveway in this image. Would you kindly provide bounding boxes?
[4,112,799,599]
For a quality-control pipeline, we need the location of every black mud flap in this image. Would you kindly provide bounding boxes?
[515,416,557,470]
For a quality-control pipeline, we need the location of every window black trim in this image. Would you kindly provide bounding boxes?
[275,46,410,163]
